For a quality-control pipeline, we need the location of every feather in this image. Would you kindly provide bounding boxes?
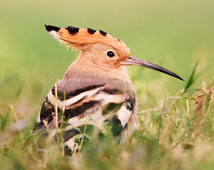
[44,25,130,58]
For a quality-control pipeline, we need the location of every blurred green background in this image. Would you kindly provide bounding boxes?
[0,0,214,118]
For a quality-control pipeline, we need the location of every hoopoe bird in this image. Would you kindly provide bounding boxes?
[33,25,183,155]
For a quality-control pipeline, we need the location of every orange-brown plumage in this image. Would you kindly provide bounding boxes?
[48,25,130,62]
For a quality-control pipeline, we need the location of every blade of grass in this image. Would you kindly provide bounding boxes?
[182,61,199,94]
[0,111,10,131]
[0,73,17,88]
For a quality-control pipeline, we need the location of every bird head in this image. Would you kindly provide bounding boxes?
[45,25,183,80]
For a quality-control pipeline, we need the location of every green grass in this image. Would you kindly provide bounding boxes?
[1,0,214,169]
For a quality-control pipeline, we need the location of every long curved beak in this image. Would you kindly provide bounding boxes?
[123,56,184,81]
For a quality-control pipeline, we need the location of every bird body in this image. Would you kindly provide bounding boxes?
[34,25,183,154]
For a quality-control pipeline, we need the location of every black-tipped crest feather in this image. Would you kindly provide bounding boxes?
[44,24,60,32]
[66,26,79,35]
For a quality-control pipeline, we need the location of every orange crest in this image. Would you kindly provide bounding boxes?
[45,25,130,58]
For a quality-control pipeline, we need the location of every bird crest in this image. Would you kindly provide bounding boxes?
[45,25,130,59]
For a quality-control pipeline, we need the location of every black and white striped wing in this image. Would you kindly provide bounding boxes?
[34,75,136,153]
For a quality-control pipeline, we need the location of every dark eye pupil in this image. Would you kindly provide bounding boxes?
[106,51,115,57]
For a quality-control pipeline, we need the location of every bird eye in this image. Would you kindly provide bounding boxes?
[106,51,115,57]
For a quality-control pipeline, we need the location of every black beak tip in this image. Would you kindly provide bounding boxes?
[174,74,184,81]
[178,77,184,81]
